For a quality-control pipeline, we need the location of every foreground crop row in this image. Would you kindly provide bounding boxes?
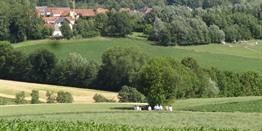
[0,120,239,131]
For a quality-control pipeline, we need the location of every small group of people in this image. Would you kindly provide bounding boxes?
[134,105,142,111]
[153,105,173,112]
[134,105,173,112]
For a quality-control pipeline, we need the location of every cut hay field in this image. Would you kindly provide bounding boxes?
[0,79,118,103]
[1,96,262,130]
[14,37,262,72]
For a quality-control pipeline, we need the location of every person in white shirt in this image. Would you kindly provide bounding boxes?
[148,106,152,111]
[159,105,163,110]
[169,106,173,112]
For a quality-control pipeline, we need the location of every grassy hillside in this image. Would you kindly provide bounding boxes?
[0,79,118,103]
[1,96,262,130]
[14,37,262,72]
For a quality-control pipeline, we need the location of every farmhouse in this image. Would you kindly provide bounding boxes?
[75,9,96,17]
[36,6,152,37]
[96,8,110,14]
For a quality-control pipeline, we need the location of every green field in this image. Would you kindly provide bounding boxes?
[0,120,237,131]
[14,37,262,72]
[0,97,17,105]
[1,96,262,130]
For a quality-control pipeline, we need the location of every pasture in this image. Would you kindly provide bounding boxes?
[14,37,262,72]
[1,96,262,130]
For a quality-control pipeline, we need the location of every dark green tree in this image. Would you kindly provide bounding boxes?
[61,21,73,39]
[31,90,40,104]
[102,12,133,37]
[28,49,57,83]
[15,91,26,104]
[118,86,146,102]
[97,47,148,91]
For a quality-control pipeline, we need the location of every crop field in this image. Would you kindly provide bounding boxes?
[1,96,262,130]
[0,79,118,103]
[0,120,238,131]
[14,37,262,72]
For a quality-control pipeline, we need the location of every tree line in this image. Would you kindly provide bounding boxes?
[36,0,257,9]
[63,3,262,46]
[145,4,262,45]
[2,0,262,46]
[1,41,262,105]
[0,0,52,43]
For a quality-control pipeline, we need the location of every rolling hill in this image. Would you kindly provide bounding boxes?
[0,79,118,103]
[14,37,262,72]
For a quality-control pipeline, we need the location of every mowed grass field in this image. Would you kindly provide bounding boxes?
[0,96,262,130]
[14,37,262,72]
[0,79,118,103]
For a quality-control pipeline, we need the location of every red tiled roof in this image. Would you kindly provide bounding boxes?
[75,9,96,17]
[43,16,59,24]
[96,8,110,14]
[48,7,70,16]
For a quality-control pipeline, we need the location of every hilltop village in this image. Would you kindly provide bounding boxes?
[35,6,152,37]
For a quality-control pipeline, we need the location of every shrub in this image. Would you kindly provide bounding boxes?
[15,91,26,104]
[118,86,146,103]
[56,91,73,103]
[46,91,56,103]
[93,94,115,103]
[31,90,40,104]
[0,99,7,105]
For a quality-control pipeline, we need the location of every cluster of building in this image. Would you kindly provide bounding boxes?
[35,6,152,37]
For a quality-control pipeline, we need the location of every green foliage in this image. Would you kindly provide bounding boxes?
[28,49,57,83]
[46,91,56,103]
[0,97,16,105]
[54,53,98,87]
[137,57,192,105]
[15,91,26,104]
[74,19,99,38]
[98,47,148,91]
[0,1,47,43]
[61,21,73,40]
[93,94,115,103]
[118,86,146,102]
[31,90,40,104]
[56,91,73,103]
[102,12,133,37]
[207,68,262,97]
[208,25,225,43]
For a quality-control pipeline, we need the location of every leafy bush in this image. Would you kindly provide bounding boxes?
[93,94,115,103]
[46,91,56,103]
[31,90,40,104]
[15,91,26,104]
[118,86,146,102]
[56,91,73,103]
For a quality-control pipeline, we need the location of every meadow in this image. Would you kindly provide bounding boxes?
[14,37,262,72]
[1,96,262,130]
[0,79,118,103]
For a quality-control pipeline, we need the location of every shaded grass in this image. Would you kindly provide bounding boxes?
[0,97,16,105]
[14,38,262,72]
[182,99,262,113]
